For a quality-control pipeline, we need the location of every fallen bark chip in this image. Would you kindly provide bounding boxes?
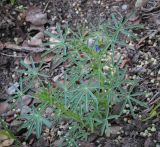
[0,103,10,115]
[24,52,54,64]
[1,42,47,52]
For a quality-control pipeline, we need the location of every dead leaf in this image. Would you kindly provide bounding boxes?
[0,130,14,147]
[135,0,148,8]
[0,130,13,139]
[1,139,14,147]
[28,32,44,47]
[24,52,54,64]
[33,32,44,40]
[26,7,47,26]
[129,15,141,25]
[28,38,42,47]
[0,103,9,115]
[6,116,15,123]
[16,95,33,107]
[0,132,9,141]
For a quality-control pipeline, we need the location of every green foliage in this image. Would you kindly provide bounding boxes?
[144,102,160,121]
[64,123,88,147]
[17,57,48,80]
[18,105,51,139]
[35,87,83,124]
[0,118,21,146]
[12,12,147,143]
[10,0,16,5]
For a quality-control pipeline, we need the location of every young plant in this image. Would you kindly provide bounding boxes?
[18,104,51,139]
[14,12,147,144]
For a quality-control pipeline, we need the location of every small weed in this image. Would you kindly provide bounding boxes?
[10,12,147,144]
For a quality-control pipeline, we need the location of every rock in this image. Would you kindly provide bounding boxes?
[6,82,19,95]
[87,38,95,48]
[109,126,122,135]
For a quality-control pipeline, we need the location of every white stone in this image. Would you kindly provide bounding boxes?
[122,4,128,10]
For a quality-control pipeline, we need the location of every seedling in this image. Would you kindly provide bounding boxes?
[11,12,147,145]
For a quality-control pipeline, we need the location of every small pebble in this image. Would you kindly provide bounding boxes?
[121,4,128,10]
[151,79,155,83]
[6,82,19,95]
[150,72,154,76]
[151,127,156,132]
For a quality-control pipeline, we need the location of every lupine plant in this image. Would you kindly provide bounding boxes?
[12,12,148,145]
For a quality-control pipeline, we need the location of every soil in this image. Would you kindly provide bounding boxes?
[0,0,160,147]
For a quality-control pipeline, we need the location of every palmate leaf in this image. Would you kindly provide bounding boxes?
[17,56,47,77]
[68,82,100,113]
[130,97,148,108]
[122,93,148,118]
[19,106,51,139]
